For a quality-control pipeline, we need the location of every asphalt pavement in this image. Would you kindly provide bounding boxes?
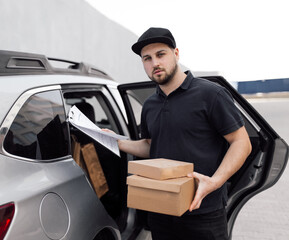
[136,97,289,240]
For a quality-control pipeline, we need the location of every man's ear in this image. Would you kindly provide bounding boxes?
[174,48,180,61]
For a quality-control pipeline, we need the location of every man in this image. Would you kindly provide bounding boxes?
[119,27,252,239]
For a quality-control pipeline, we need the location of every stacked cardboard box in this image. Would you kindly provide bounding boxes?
[127,159,195,216]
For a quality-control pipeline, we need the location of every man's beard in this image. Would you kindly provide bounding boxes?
[150,63,178,86]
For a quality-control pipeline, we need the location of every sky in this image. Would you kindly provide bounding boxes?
[85,0,289,82]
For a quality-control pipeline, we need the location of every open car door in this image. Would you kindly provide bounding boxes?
[118,76,289,239]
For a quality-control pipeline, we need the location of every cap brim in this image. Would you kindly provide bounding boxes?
[131,36,175,56]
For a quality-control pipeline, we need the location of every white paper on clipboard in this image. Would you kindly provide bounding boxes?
[68,105,128,157]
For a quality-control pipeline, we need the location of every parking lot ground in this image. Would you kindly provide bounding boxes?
[232,165,289,240]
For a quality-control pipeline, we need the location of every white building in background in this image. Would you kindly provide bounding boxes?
[0,0,148,83]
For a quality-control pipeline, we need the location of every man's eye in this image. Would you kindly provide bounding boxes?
[157,53,164,57]
[143,57,151,61]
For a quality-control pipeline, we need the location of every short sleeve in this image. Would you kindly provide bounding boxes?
[140,105,150,139]
[208,88,244,136]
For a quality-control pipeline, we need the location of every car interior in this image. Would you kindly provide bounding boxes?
[63,90,129,232]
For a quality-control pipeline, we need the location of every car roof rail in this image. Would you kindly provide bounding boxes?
[0,50,112,80]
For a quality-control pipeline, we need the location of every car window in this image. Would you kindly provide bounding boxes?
[125,88,155,128]
[127,94,142,126]
[3,90,69,160]
[64,91,120,134]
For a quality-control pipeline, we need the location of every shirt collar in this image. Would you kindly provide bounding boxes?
[180,71,194,90]
[156,70,194,96]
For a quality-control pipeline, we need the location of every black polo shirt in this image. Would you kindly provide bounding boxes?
[140,71,244,214]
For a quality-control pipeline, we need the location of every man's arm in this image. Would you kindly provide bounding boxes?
[118,138,151,158]
[102,128,151,158]
[188,126,252,211]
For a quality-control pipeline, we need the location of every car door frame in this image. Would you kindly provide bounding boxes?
[118,77,289,239]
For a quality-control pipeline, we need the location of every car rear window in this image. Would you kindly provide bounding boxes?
[3,90,69,160]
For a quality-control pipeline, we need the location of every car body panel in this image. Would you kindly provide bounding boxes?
[0,74,122,239]
[0,155,120,240]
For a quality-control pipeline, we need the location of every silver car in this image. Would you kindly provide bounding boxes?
[0,50,288,240]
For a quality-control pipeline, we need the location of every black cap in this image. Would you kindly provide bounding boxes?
[131,27,176,56]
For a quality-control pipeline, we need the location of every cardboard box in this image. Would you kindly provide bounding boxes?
[128,158,194,180]
[127,175,195,216]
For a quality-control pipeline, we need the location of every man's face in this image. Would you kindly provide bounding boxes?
[141,43,179,85]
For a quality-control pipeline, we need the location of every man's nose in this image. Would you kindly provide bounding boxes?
[151,57,160,67]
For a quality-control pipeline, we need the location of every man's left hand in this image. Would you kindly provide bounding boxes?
[187,172,219,211]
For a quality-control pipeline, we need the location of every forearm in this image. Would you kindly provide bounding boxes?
[212,139,252,189]
[118,139,151,158]
[212,128,252,189]
[188,127,251,211]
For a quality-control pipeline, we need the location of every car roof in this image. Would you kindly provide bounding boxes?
[0,50,113,78]
[0,50,119,124]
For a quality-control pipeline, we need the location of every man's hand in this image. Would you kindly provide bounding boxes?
[187,172,219,211]
[102,128,151,158]
[101,128,116,134]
